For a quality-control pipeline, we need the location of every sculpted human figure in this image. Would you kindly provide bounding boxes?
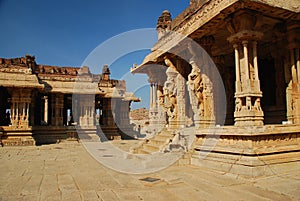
[163,58,178,120]
[187,61,204,116]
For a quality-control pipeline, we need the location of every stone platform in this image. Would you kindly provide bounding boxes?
[0,141,299,200]
[192,124,300,178]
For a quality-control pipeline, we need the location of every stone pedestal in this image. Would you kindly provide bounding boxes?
[192,125,300,178]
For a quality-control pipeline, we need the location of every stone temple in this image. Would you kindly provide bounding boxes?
[1,0,300,178]
[131,0,300,177]
[0,54,140,145]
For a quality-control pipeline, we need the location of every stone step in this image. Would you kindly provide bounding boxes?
[137,149,151,154]
[150,138,168,145]
[154,134,174,141]
[143,143,160,152]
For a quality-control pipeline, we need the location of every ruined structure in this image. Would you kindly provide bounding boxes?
[0,55,139,145]
[131,0,300,177]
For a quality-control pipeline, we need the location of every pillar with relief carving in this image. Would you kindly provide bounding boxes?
[286,21,300,124]
[51,93,64,126]
[227,11,264,126]
[10,88,32,128]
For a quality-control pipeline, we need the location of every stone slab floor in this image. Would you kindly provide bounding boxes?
[0,141,299,201]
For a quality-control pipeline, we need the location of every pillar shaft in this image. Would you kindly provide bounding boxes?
[153,83,157,106]
[234,44,240,82]
[150,83,153,108]
[291,49,298,83]
[242,40,250,80]
[296,48,300,83]
[44,96,48,123]
[253,41,259,81]
[51,93,64,126]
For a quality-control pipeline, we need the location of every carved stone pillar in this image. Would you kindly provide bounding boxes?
[153,83,158,107]
[187,57,215,128]
[102,98,115,127]
[157,84,166,127]
[163,58,179,129]
[51,93,64,126]
[176,67,186,128]
[286,21,300,124]
[10,89,32,128]
[234,44,241,93]
[149,81,158,127]
[228,28,264,126]
[43,96,48,123]
[78,94,95,127]
[150,83,153,109]
[118,100,130,127]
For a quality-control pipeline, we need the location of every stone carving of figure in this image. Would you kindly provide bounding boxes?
[187,61,204,116]
[163,58,178,120]
[163,76,177,119]
[158,95,164,106]
[254,98,262,111]
[235,97,242,112]
[246,96,252,110]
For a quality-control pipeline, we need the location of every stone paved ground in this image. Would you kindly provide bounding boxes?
[0,141,299,201]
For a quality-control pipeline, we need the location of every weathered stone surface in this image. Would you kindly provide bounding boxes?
[0,143,299,200]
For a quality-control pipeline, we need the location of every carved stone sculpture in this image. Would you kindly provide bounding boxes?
[163,58,178,120]
[187,62,204,117]
[235,97,242,112]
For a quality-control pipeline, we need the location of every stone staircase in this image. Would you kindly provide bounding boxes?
[133,128,176,154]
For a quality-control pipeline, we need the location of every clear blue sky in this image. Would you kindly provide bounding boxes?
[0,0,189,108]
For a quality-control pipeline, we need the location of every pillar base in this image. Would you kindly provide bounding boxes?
[234,110,264,126]
[194,115,215,128]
